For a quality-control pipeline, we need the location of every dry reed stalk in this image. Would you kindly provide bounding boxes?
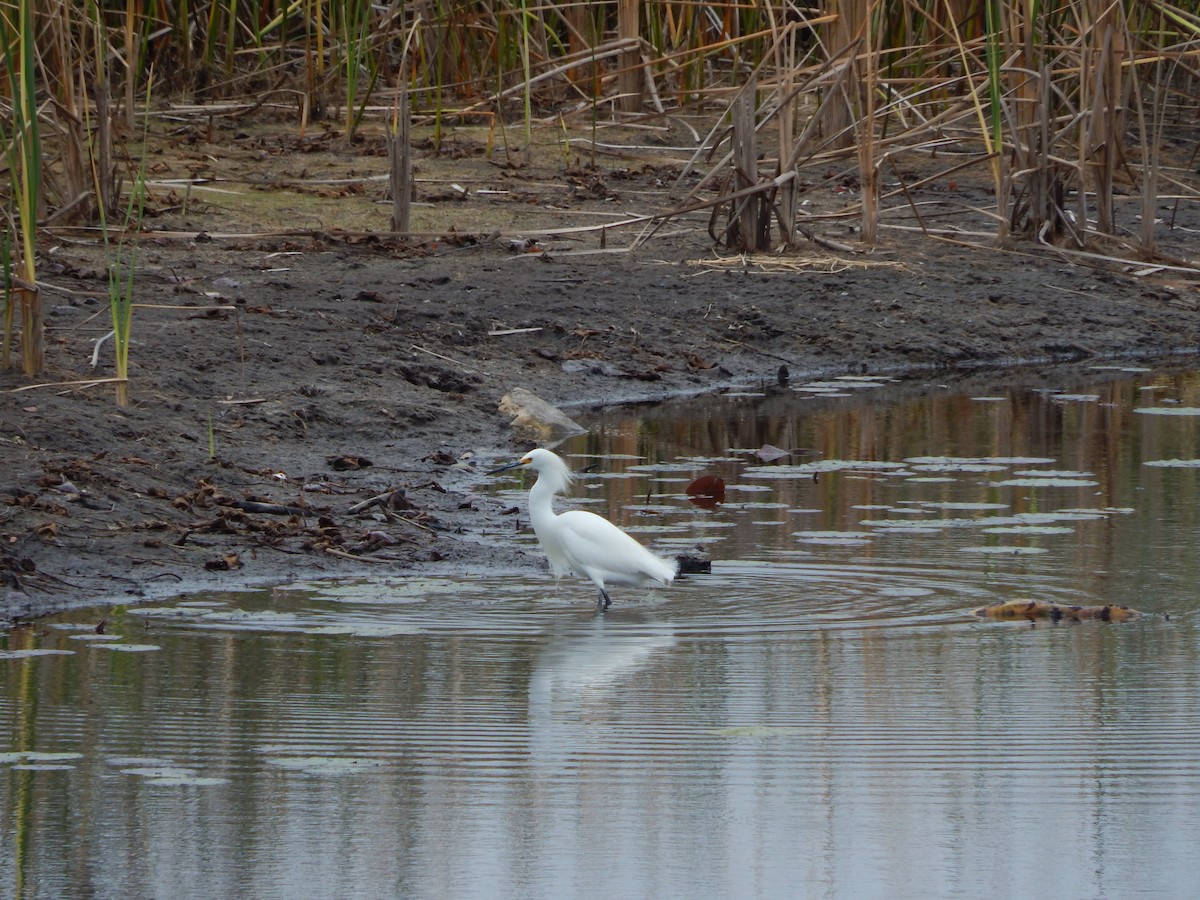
[727,69,769,251]
[122,0,138,127]
[774,22,798,246]
[1132,44,1164,256]
[1082,0,1128,236]
[6,0,43,374]
[819,0,870,149]
[456,38,640,116]
[617,0,643,113]
[40,1,88,223]
[563,0,596,89]
[389,87,412,233]
[857,2,879,245]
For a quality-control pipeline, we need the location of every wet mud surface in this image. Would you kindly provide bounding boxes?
[4,125,1200,622]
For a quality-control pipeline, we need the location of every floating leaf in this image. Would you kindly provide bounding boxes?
[793,531,873,545]
[1012,470,1093,478]
[861,511,1105,531]
[305,624,423,637]
[1144,459,1200,468]
[0,648,74,659]
[93,643,161,653]
[122,766,198,778]
[959,546,1049,555]
[755,444,791,462]
[709,725,803,737]
[744,460,905,479]
[905,456,1056,465]
[13,764,75,772]
[910,463,1007,473]
[144,775,229,786]
[107,756,173,767]
[926,502,1009,511]
[127,606,204,617]
[1134,407,1200,416]
[793,530,874,539]
[801,380,882,390]
[0,752,83,764]
[685,474,726,508]
[982,526,1074,535]
[121,765,228,786]
[993,478,1099,488]
[264,756,383,774]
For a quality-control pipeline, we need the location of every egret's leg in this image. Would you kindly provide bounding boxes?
[597,587,612,611]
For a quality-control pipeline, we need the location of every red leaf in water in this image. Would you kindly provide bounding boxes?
[686,474,726,509]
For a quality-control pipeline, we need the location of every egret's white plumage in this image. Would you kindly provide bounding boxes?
[488,448,677,609]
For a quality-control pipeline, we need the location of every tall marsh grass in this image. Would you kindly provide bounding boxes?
[1,0,42,374]
[1,0,1197,376]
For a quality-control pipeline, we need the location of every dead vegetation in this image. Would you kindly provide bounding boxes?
[3,0,1200,386]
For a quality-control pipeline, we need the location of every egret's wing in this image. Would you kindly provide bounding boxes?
[556,510,676,586]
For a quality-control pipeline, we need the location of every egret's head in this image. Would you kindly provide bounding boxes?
[486,453,532,476]
[486,449,574,488]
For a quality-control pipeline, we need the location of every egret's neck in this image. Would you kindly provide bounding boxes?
[528,475,561,531]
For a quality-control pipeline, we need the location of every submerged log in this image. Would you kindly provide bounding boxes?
[974,600,1141,623]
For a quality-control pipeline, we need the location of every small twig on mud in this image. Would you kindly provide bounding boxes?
[411,344,494,377]
[226,500,309,516]
[348,490,407,515]
[721,338,795,365]
[392,515,435,535]
[7,377,126,393]
[323,547,394,564]
[885,156,931,238]
[488,327,543,336]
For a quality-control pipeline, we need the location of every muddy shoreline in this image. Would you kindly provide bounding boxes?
[4,224,1200,624]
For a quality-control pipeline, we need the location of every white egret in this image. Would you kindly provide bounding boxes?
[488,448,677,610]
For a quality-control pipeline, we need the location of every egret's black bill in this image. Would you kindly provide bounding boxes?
[486,460,525,475]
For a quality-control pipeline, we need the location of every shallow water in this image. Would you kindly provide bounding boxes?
[5,364,1200,898]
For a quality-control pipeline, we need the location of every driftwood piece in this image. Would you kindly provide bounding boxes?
[974,600,1141,623]
[498,388,586,442]
[227,499,309,516]
[348,489,413,516]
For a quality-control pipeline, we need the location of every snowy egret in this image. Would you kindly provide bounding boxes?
[488,448,677,610]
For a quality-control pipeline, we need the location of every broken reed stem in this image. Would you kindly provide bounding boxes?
[617,0,643,114]
[389,87,412,233]
[858,4,879,246]
[729,69,765,252]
